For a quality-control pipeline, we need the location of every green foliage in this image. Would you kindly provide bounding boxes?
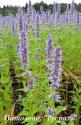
[72,79,81,125]
[0,25,81,125]
[0,5,18,16]
[0,32,19,124]
[0,2,81,16]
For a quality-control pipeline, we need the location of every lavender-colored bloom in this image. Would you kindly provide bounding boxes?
[41,99,45,104]
[69,114,77,120]
[36,12,40,37]
[76,11,80,24]
[29,78,35,89]
[46,107,55,116]
[53,2,57,17]
[28,0,32,27]
[49,94,60,101]
[35,54,40,61]
[12,19,16,35]
[18,7,24,31]
[46,45,62,118]
[46,11,49,25]
[49,46,62,89]
[42,11,46,25]
[46,36,62,91]
[46,34,54,64]
[21,71,32,77]
[71,0,75,13]
[57,3,61,23]
[17,31,29,69]
[50,83,60,90]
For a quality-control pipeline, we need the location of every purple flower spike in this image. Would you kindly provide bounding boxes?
[46,35,62,91]
[48,45,62,90]
[29,78,35,89]
[46,36,62,107]
[41,99,45,104]
[49,94,60,101]
[28,0,32,27]
[17,31,29,70]
[35,54,40,61]
[18,7,24,31]
[50,83,60,90]
[46,107,55,116]
[46,34,54,64]
[36,12,40,37]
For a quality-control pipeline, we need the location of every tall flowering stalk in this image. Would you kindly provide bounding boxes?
[76,11,80,25]
[53,2,57,17]
[46,34,53,65]
[71,0,75,14]
[28,0,32,27]
[32,8,36,34]
[69,0,75,25]
[17,7,29,70]
[46,36,62,90]
[36,12,40,37]
[57,3,61,27]
[46,35,62,116]
[32,7,36,24]
[49,46,62,90]
[17,31,29,70]
[65,4,70,24]
[46,11,49,25]
[18,7,24,31]
[12,18,16,35]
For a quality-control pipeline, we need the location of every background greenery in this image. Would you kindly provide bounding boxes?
[0,1,81,16]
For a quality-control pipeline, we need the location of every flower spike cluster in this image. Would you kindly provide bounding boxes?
[17,31,29,70]
[46,35,62,116]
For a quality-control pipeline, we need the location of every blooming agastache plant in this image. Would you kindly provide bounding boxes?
[17,31,29,70]
[16,8,36,97]
[45,35,66,124]
[49,46,62,90]
[36,12,40,37]
[28,0,32,28]
[46,34,54,65]
[18,7,24,31]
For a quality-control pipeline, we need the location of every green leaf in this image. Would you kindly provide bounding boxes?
[68,121,74,125]
[56,106,66,115]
